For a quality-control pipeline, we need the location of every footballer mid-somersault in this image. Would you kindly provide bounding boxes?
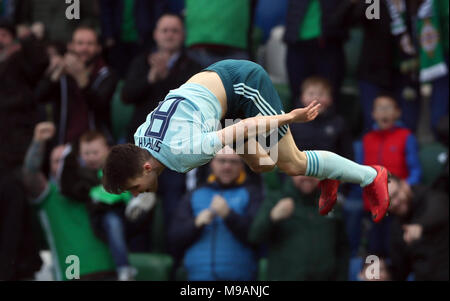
[102,59,390,223]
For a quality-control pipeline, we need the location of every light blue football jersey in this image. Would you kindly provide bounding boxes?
[134,83,224,173]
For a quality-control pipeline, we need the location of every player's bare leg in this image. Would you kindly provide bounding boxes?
[238,138,276,174]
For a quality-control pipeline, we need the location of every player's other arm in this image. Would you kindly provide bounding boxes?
[22,122,55,199]
[216,101,321,145]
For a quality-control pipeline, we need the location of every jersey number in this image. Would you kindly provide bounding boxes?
[144,98,183,140]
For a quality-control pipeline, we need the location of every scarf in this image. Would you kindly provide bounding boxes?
[386,0,448,82]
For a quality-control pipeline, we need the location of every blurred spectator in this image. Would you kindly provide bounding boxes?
[291,76,354,160]
[100,0,167,77]
[249,175,349,280]
[58,130,157,281]
[77,131,132,281]
[362,94,422,256]
[21,122,116,280]
[337,0,448,133]
[419,0,448,135]
[387,175,449,281]
[168,147,262,281]
[35,26,118,145]
[0,0,17,20]
[0,170,42,280]
[254,0,288,42]
[122,13,201,143]
[0,18,48,171]
[16,0,99,43]
[284,0,347,103]
[184,0,257,67]
[121,13,201,242]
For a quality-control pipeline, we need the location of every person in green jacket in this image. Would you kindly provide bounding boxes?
[78,130,156,281]
[249,175,350,281]
[22,122,116,280]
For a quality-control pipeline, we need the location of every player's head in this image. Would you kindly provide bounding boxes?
[103,144,157,196]
[79,131,110,170]
[291,175,320,195]
[154,14,184,54]
[388,175,412,217]
[69,25,101,65]
[372,92,401,130]
[210,146,244,186]
[300,76,333,113]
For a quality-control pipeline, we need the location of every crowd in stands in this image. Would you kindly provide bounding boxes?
[0,0,448,281]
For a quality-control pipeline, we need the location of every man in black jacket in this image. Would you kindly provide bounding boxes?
[122,14,202,142]
[34,25,118,145]
[0,18,48,171]
[387,175,449,281]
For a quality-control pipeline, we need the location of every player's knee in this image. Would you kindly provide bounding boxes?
[249,163,275,174]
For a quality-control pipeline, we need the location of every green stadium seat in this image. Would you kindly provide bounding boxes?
[111,80,135,142]
[129,253,174,281]
[419,142,448,186]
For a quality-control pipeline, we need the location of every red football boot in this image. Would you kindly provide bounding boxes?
[363,165,391,223]
[318,179,340,215]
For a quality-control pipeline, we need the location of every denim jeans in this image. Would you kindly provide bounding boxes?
[430,72,449,135]
[102,211,129,268]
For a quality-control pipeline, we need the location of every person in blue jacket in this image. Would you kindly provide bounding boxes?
[168,146,262,281]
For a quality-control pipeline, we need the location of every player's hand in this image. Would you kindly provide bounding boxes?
[289,100,321,123]
[210,195,230,218]
[195,209,215,228]
[33,122,56,143]
[403,224,423,244]
[270,198,295,222]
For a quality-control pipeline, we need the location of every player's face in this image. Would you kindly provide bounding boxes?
[301,84,332,113]
[125,169,158,197]
[388,180,410,216]
[372,97,401,130]
[291,175,320,195]
[154,16,184,54]
[210,153,243,186]
[71,29,100,65]
[80,138,109,170]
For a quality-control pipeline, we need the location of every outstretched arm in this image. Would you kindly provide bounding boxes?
[23,122,56,199]
[216,101,321,145]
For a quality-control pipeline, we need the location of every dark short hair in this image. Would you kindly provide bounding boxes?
[72,25,99,43]
[102,144,151,194]
[300,76,333,95]
[374,91,400,108]
[157,13,185,26]
[80,130,108,145]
